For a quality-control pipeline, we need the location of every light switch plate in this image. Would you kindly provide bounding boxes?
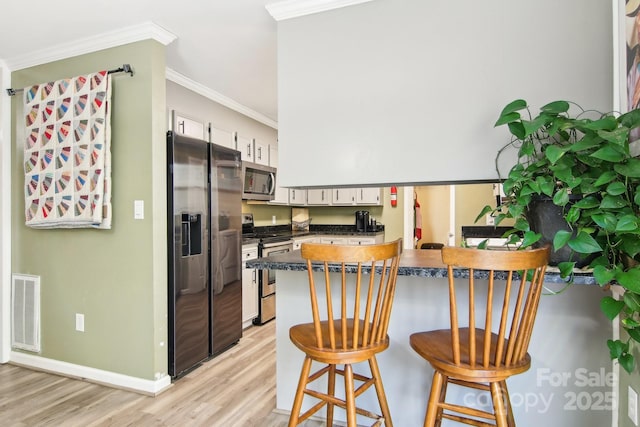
[134,200,144,220]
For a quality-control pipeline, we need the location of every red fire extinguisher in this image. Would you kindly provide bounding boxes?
[390,186,397,207]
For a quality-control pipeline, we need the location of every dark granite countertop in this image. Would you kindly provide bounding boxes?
[246,248,598,286]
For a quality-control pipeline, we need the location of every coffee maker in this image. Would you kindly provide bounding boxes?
[355,210,370,232]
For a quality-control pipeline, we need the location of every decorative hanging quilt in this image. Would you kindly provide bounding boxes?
[23,70,112,229]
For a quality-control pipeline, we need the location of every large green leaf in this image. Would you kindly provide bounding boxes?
[625,292,640,312]
[593,265,617,285]
[520,230,541,247]
[600,194,628,209]
[553,188,570,206]
[616,215,640,232]
[573,196,601,209]
[616,268,640,293]
[545,144,569,164]
[621,235,640,258]
[594,171,618,187]
[507,122,526,140]
[592,145,626,162]
[619,107,640,128]
[592,212,618,232]
[615,158,640,178]
[567,231,602,253]
[474,205,494,223]
[601,296,625,320]
[494,112,521,127]
[540,100,570,114]
[553,230,572,250]
[496,99,527,125]
[606,181,628,196]
[557,261,576,278]
[598,127,630,146]
[620,353,635,374]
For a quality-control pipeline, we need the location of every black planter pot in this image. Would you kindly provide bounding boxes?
[525,196,597,267]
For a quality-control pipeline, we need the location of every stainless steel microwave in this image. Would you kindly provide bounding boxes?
[242,162,276,201]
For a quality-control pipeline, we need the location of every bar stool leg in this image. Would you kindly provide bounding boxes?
[289,356,313,427]
[326,364,336,427]
[434,374,448,427]
[368,355,393,427]
[498,380,515,427]
[344,363,357,426]
[424,371,445,427]
[490,381,509,427]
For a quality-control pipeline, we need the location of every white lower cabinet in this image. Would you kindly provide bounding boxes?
[293,236,320,250]
[242,244,259,328]
[320,236,348,245]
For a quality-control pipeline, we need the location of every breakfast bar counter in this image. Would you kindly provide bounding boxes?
[248,249,611,426]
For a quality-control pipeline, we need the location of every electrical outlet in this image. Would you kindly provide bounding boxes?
[75,313,85,332]
[485,214,495,226]
[629,386,638,426]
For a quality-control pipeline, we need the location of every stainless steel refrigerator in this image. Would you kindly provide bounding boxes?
[167,131,243,378]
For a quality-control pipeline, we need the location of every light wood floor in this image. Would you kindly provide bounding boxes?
[0,321,329,427]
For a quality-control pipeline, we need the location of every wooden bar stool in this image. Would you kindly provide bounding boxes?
[288,239,403,427]
[410,246,550,427]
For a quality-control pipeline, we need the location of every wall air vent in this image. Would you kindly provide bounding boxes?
[11,274,41,352]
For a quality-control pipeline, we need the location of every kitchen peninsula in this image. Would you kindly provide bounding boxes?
[248,248,612,426]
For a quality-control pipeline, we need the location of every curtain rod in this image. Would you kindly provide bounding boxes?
[5,63,134,96]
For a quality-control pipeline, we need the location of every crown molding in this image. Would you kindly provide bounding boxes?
[5,22,177,71]
[166,68,278,130]
[265,0,375,21]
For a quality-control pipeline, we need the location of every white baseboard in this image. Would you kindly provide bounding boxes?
[10,351,172,396]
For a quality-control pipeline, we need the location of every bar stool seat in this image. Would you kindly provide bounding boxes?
[288,239,402,427]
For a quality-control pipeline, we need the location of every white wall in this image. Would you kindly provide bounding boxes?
[0,60,11,363]
[277,0,613,187]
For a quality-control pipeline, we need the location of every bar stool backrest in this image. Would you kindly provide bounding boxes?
[440,246,550,369]
[300,239,403,352]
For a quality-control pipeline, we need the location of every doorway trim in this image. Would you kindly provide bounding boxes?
[0,60,12,363]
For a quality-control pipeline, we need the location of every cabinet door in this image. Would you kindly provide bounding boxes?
[320,236,348,245]
[237,134,254,162]
[332,188,356,205]
[347,237,376,245]
[242,246,258,327]
[357,188,382,205]
[289,189,307,205]
[293,236,320,250]
[254,138,269,166]
[307,189,330,205]
[172,112,206,140]
[211,126,235,149]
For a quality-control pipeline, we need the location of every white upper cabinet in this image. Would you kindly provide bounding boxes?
[307,188,330,205]
[331,188,356,205]
[172,111,206,140]
[237,134,254,162]
[211,126,235,150]
[289,188,307,205]
[254,138,269,166]
[357,188,382,205]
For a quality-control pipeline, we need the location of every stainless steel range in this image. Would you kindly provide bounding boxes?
[242,214,293,325]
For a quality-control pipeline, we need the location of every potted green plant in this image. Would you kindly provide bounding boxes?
[476,99,640,373]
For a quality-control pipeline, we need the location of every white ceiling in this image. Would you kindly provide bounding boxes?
[0,0,279,125]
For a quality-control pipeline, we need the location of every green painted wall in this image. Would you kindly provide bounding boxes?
[11,40,167,380]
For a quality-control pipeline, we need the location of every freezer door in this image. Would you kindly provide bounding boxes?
[168,132,210,377]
